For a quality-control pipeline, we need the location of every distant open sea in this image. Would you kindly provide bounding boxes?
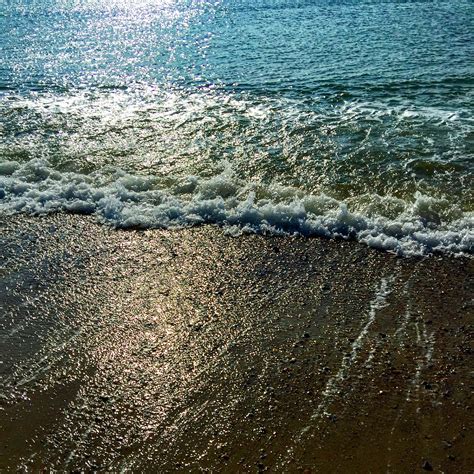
[1,0,473,255]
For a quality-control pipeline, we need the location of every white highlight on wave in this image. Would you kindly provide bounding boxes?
[0,159,472,257]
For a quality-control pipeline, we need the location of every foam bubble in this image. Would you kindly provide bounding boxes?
[0,161,20,176]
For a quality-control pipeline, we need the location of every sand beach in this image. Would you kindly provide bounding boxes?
[0,214,472,472]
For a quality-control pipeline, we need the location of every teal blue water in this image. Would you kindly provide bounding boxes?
[1,0,473,254]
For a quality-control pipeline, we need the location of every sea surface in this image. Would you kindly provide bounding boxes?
[1,0,473,255]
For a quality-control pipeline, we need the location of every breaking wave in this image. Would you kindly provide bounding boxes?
[0,158,472,257]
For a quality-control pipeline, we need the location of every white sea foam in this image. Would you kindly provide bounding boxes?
[309,275,395,422]
[0,158,472,257]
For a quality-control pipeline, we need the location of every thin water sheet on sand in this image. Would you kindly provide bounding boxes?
[0,214,472,472]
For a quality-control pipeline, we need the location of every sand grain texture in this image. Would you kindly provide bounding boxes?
[0,214,472,472]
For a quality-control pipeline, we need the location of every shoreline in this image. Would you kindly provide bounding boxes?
[0,213,472,471]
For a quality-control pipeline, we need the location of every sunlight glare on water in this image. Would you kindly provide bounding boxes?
[0,0,473,254]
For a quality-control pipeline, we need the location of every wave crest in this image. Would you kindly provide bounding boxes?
[1,159,472,257]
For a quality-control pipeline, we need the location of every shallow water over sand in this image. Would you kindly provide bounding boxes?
[0,214,472,470]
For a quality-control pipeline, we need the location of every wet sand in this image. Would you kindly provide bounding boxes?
[0,214,472,472]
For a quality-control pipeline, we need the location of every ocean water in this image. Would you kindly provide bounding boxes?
[1,0,473,255]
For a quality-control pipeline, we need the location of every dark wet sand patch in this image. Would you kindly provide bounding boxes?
[0,214,472,472]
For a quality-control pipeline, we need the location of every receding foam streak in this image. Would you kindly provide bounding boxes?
[388,285,436,465]
[0,159,472,257]
[394,278,415,341]
[309,275,395,424]
[406,320,435,403]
